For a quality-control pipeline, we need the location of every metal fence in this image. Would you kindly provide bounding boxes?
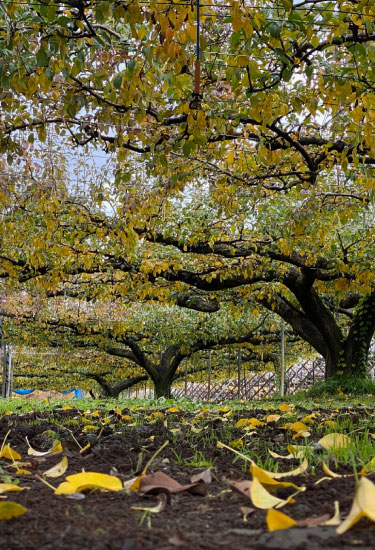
[171,360,326,401]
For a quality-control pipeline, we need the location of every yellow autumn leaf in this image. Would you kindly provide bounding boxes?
[81,425,99,433]
[250,463,303,491]
[235,418,265,428]
[27,439,62,457]
[292,431,311,440]
[279,404,291,412]
[282,421,309,433]
[318,433,352,451]
[250,477,294,509]
[16,469,31,475]
[360,457,375,476]
[43,456,68,478]
[0,483,25,494]
[322,462,345,479]
[266,508,297,531]
[336,477,375,534]
[0,445,21,461]
[55,472,123,494]
[268,449,304,460]
[166,407,180,413]
[0,501,27,520]
[229,439,244,449]
[266,415,281,423]
[61,406,72,411]
[91,411,100,418]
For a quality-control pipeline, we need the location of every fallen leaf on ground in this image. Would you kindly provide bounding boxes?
[43,456,68,478]
[282,421,309,433]
[190,468,212,485]
[279,404,291,412]
[251,459,308,481]
[324,501,341,526]
[250,464,304,491]
[235,418,265,428]
[250,477,295,509]
[337,477,375,534]
[267,508,297,530]
[322,462,351,479]
[268,450,304,460]
[266,415,281,423]
[26,438,63,457]
[0,501,27,520]
[0,483,25,494]
[0,445,21,461]
[297,514,331,527]
[55,472,123,494]
[240,506,255,520]
[228,479,252,499]
[318,433,352,451]
[131,493,168,513]
[140,470,207,497]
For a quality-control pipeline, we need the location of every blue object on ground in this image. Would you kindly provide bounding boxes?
[74,389,85,399]
[13,389,35,395]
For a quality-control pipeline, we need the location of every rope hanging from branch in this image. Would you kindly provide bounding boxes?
[189,0,202,109]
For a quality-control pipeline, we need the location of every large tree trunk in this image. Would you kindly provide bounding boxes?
[153,374,174,398]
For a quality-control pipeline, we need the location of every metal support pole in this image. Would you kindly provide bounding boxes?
[207,351,211,400]
[237,349,241,399]
[280,322,285,396]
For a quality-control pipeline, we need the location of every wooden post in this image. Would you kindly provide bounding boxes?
[207,351,211,400]
[280,322,285,396]
[237,349,241,399]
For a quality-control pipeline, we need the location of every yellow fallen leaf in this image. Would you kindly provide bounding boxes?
[235,418,265,428]
[91,411,100,418]
[81,425,98,433]
[55,472,123,494]
[318,433,352,451]
[287,444,307,456]
[266,415,281,423]
[122,415,132,421]
[123,474,145,491]
[0,483,25,494]
[166,407,180,413]
[322,462,343,479]
[337,477,375,534]
[254,458,308,480]
[292,431,311,439]
[267,508,297,531]
[279,404,291,412]
[43,456,68,478]
[0,445,21,461]
[26,439,62,457]
[229,439,244,449]
[115,407,122,415]
[16,469,31,475]
[282,422,309,433]
[300,413,318,424]
[61,406,72,411]
[250,477,294,509]
[0,501,27,520]
[324,501,341,526]
[268,450,303,460]
[250,464,303,491]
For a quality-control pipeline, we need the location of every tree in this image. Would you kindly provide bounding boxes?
[2,1,375,383]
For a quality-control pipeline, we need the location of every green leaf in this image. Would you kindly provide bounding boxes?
[113,74,123,89]
[36,48,49,67]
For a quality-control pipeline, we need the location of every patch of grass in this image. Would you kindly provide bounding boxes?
[307,375,375,397]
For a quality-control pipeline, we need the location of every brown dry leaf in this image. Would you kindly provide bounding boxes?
[55,472,123,494]
[140,470,207,496]
[0,501,27,520]
[190,468,212,485]
[267,508,297,531]
[0,445,21,461]
[297,514,331,527]
[43,456,68,478]
[227,479,252,499]
[250,477,295,509]
[240,506,255,520]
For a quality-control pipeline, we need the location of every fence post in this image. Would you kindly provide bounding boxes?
[237,349,241,399]
[184,363,188,396]
[207,350,211,400]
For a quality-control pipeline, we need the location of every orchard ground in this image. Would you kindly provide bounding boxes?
[1,396,375,550]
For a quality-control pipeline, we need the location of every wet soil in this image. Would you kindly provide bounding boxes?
[1,405,375,550]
